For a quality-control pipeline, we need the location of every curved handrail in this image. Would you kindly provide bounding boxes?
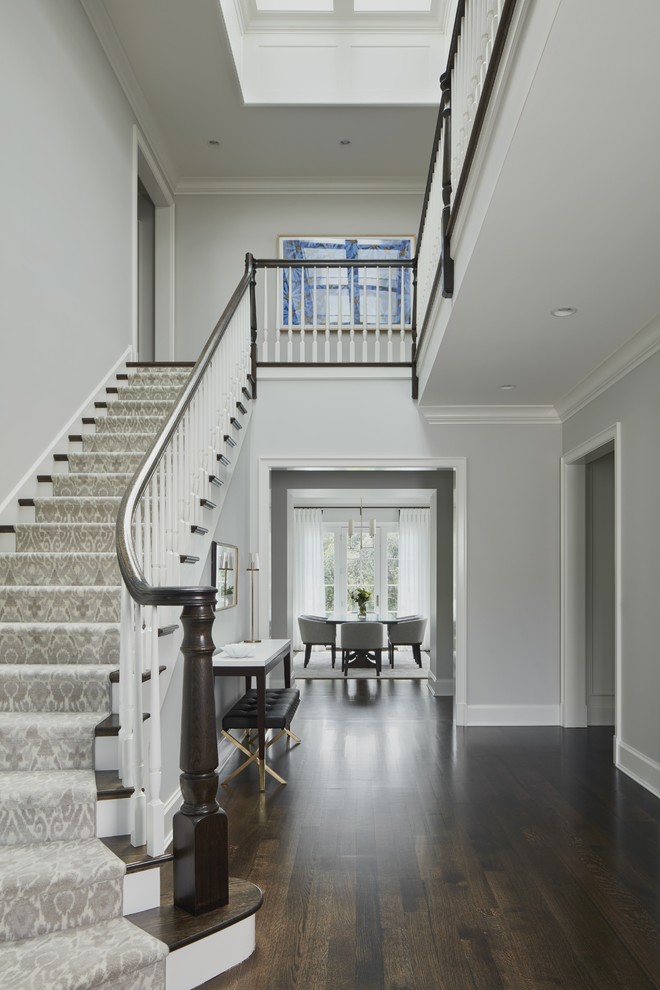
[115,253,255,607]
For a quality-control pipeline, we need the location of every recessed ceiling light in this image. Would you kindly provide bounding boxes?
[499,384,515,390]
[551,307,577,317]
[208,139,220,146]
[340,139,351,146]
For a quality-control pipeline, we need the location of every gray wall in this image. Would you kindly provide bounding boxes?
[1,0,136,506]
[271,470,455,684]
[563,344,660,785]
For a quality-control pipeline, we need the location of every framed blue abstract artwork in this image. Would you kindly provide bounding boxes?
[278,236,414,330]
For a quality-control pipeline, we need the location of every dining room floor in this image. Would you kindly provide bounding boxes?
[206,680,660,990]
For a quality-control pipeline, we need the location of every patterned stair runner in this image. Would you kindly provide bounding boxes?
[0,367,189,989]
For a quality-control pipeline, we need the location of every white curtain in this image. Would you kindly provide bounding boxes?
[398,507,431,650]
[293,508,326,650]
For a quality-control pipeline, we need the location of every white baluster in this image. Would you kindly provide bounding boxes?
[312,267,318,363]
[262,267,269,361]
[400,265,406,361]
[375,266,381,362]
[362,265,368,361]
[299,265,306,362]
[287,266,294,361]
[275,269,282,363]
[337,267,343,361]
[387,268,393,362]
[131,602,146,847]
[119,583,133,784]
[325,267,331,361]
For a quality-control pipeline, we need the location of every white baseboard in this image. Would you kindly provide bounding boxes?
[466,704,561,726]
[615,737,660,799]
[166,916,256,989]
[0,345,132,525]
[426,673,455,696]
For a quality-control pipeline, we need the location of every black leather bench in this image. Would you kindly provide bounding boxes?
[221,687,301,788]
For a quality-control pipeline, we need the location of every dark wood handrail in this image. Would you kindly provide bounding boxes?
[254,258,415,270]
[115,253,255,607]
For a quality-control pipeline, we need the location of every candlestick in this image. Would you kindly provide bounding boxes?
[245,552,261,643]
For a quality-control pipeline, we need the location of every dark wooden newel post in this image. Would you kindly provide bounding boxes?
[173,594,229,915]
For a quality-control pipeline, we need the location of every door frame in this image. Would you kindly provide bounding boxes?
[561,424,621,744]
[256,455,467,722]
[131,126,175,360]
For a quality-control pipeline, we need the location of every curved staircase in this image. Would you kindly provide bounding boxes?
[0,366,191,989]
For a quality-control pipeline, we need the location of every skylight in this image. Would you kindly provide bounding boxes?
[255,0,333,11]
[354,0,432,10]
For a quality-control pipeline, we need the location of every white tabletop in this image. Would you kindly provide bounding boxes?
[212,638,291,670]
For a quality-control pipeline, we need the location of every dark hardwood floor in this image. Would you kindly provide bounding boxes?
[203,680,660,989]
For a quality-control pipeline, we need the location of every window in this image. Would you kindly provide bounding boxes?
[323,521,399,616]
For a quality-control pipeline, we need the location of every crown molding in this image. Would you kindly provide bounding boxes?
[556,313,660,422]
[421,405,560,425]
[80,0,178,194]
[175,175,425,195]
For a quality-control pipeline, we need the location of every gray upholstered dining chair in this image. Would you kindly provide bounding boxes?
[387,616,427,668]
[298,615,337,667]
[340,621,383,676]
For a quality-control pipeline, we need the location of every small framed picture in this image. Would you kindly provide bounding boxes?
[211,542,238,610]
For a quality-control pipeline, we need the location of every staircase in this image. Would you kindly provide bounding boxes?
[0,366,191,988]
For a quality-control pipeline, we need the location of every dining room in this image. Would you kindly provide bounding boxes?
[268,469,455,690]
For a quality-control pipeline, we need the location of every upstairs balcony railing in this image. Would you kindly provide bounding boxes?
[113,0,519,922]
[253,257,416,367]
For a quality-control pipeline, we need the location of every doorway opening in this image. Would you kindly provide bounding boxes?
[137,178,155,362]
[561,425,621,756]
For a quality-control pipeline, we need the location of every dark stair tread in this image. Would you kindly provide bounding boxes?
[236,401,247,416]
[106,387,119,394]
[37,475,53,483]
[158,624,178,638]
[230,417,242,430]
[100,834,174,873]
[217,453,230,467]
[200,498,217,509]
[68,434,83,443]
[191,525,208,536]
[128,862,263,951]
[96,770,133,800]
[126,362,194,368]
[242,387,251,401]
[108,665,166,684]
[95,401,109,409]
[0,525,16,534]
[54,454,69,462]
[95,712,149,736]
[224,434,237,448]
[82,417,96,425]
[18,498,35,507]
[208,475,224,488]
[179,554,200,564]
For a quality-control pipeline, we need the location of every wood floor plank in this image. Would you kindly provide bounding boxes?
[202,681,660,989]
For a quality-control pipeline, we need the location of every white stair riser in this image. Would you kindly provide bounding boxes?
[166,916,256,990]
[96,796,131,837]
[95,735,118,771]
[123,868,161,915]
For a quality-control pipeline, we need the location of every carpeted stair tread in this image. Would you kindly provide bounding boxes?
[0,915,168,989]
[0,586,120,623]
[53,475,133,498]
[0,623,119,664]
[67,452,144,474]
[16,524,115,553]
[115,384,182,401]
[95,415,167,434]
[32,498,121,524]
[107,400,175,417]
[81,433,155,453]
[128,368,190,383]
[0,553,119,586]
[0,769,96,846]
[0,838,124,943]
[0,711,107,770]
[0,665,113,712]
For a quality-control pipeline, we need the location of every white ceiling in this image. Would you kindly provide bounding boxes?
[85,0,660,412]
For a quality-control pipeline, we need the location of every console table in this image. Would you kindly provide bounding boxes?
[213,639,292,789]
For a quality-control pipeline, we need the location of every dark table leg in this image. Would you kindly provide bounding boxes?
[283,649,291,688]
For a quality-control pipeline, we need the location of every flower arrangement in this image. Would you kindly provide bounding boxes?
[350,587,372,617]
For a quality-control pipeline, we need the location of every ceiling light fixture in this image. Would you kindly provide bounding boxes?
[551,307,577,317]
[208,139,220,146]
[499,384,515,390]
[339,139,351,146]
